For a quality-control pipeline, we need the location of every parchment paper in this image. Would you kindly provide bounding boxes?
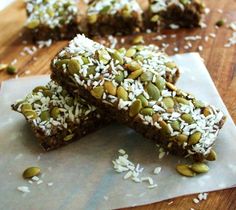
[0,53,236,210]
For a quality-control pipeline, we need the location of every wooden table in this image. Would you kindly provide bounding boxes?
[0,0,235,209]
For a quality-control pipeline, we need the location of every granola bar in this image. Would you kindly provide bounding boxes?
[51,35,226,161]
[86,0,143,36]
[12,81,108,151]
[25,0,79,41]
[148,0,205,30]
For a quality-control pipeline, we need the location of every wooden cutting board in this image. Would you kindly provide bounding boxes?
[0,0,235,209]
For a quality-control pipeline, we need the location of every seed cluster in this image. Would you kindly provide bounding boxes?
[25,0,78,29]
[53,35,225,158]
[14,81,97,137]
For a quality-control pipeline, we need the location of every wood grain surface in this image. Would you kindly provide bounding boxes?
[0,0,236,209]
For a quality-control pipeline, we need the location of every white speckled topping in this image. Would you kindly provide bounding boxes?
[14,80,98,136]
[53,35,225,157]
[87,0,142,15]
[25,0,78,29]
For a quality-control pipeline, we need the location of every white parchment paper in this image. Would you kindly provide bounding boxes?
[0,53,236,210]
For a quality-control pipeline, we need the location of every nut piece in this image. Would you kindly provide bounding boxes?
[176,164,196,177]
[128,69,143,80]
[68,60,81,75]
[206,149,217,161]
[140,108,154,116]
[88,14,98,24]
[91,86,104,99]
[129,99,142,117]
[191,163,209,173]
[23,167,41,179]
[51,107,60,119]
[188,131,202,145]
[117,86,128,101]
[132,35,144,44]
[40,110,50,121]
[203,107,212,116]
[147,83,160,100]
[64,134,75,141]
[176,134,188,143]
[104,81,117,95]
[24,110,38,119]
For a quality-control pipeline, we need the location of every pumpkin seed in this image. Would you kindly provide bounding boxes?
[117,47,126,55]
[27,19,40,29]
[176,134,188,143]
[104,81,117,95]
[66,97,74,106]
[43,90,53,98]
[87,66,96,76]
[24,110,38,119]
[128,69,143,79]
[33,86,47,93]
[151,14,159,22]
[91,86,104,99]
[140,71,153,82]
[162,97,175,109]
[191,163,209,173]
[88,14,98,24]
[192,99,205,108]
[203,107,212,116]
[170,120,180,131]
[175,97,190,105]
[126,61,141,71]
[152,113,161,122]
[117,86,128,101]
[82,56,89,64]
[23,167,41,179]
[40,110,50,121]
[188,131,202,145]
[129,99,142,117]
[180,0,190,5]
[176,164,196,177]
[155,76,166,90]
[64,133,74,141]
[166,82,177,91]
[98,49,111,64]
[159,120,170,134]
[112,50,124,65]
[51,107,60,119]
[165,61,176,69]
[137,94,149,107]
[132,35,144,44]
[134,55,144,62]
[55,59,70,69]
[206,149,217,161]
[115,71,124,83]
[147,83,160,100]
[125,48,136,58]
[140,108,154,116]
[6,65,17,74]
[21,103,32,113]
[68,60,80,75]
[181,113,194,124]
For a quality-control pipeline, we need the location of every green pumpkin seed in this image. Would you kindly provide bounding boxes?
[206,149,217,161]
[23,167,41,179]
[170,120,180,131]
[40,110,50,121]
[91,86,104,99]
[21,103,32,113]
[152,113,161,122]
[115,71,124,83]
[117,47,126,55]
[155,76,166,90]
[6,65,17,74]
[134,45,145,51]
[188,131,202,145]
[55,59,70,69]
[64,133,74,141]
[180,0,190,5]
[33,86,47,93]
[176,134,188,143]
[159,120,170,134]
[128,69,143,79]
[191,163,209,173]
[125,48,136,57]
[129,99,142,117]
[68,60,81,75]
[140,108,154,116]
[192,99,205,108]
[147,83,160,100]
[46,8,54,17]
[176,164,196,177]
[27,19,40,29]
[112,50,124,65]
[151,14,159,22]
[43,90,53,98]
[134,55,144,62]
[24,110,38,119]
[82,56,89,64]
[87,66,96,76]
[137,94,149,107]
[165,61,176,69]
[126,61,141,71]
[203,107,212,116]
[98,49,111,64]
[88,14,98,24]
[181,113,194,124]
[175,97,190,105]
[140,71,153,82]
[162,97,175,109]
[104,81,117,95]
[166,82,177,91]
[51,107,60,119]
[117,86,128,101]
[132,35,144,44]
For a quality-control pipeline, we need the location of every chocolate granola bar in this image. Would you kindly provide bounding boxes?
[148,0,205,30]
[86,0,143,36]
[12,81,108,151]
[25,0,79,41]
[51,35,226,161]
